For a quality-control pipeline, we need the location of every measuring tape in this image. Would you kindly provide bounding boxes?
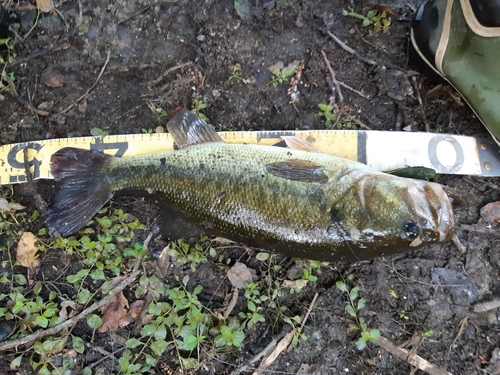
[1,130,499,185]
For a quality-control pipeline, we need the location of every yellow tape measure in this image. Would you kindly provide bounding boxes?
[0,130,498,185]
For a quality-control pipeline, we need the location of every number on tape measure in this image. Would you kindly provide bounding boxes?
[7,143,43,183]
[427,135,465,173]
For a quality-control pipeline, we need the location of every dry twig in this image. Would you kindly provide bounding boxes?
[449,315,468,355]
[321,49,343,104]
[252,292,319,375]
[7,78,50,116]
[326,30,377,66]
[150,62,193,86]
[56,51,111,115]
[375,336,452,375]
[473,298,500,313]
[411,76,430,132]
[452,234,467,254]
[338,81,370,100]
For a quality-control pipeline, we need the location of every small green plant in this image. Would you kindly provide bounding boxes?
[238,281,267,329]
[336,275,380,350]
[0,37,15,100]
[316,104,357,130]
[166,237,211,271]
[123,275,213,372]
[343,8,392,34]
[0,197,28,235]
[192,98,209,122]
[269,62,297,87]
[90,127,110,136]
[141,128,154,134]
[422,329,434,338]
[316,103,337,128]
[212,317,245,348]
[228,63,254,84]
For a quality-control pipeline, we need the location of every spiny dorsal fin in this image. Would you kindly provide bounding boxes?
[265,159,328,183]
[281,136,321,153]
[167,110,224,149]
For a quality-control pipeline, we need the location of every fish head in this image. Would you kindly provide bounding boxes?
[340,172,454,256]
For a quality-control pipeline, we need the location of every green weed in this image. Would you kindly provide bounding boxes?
[269,62,297,87]
[0,37,15,101]
[316,103,336,128]
[90,127,110,136]
[228,63,254,84]
[336,275,380,350]
[343,8,392,34]
[192,98,209,122]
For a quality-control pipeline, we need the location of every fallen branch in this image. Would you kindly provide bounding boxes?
[150,62,193,86]
[252,292,319,375]
[473,298,500,313]
[7,77,50,116]
[411,76,430,132]
[338,80,370,100]
[56,51,111,115]
[287,291,319,352]
[451,234,467,254]
[326,30,377,66]
[459,224,497,234]
[320,49,343,104]
[375,336,452,375]
[342,113,372,130]
[252,331,295,375]
[0,244,145,352]
[228,335,283,375]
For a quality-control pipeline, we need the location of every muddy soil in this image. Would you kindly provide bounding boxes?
[1,0,500,374]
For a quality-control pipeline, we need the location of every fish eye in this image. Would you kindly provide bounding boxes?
[402,220,419,238]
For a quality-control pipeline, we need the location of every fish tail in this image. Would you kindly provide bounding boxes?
[45,148,115,238]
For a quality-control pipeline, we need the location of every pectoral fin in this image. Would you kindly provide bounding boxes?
[167,110,224,149]
[266,159,328,183]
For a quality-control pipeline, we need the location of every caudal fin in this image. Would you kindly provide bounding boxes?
[45,148,114,238]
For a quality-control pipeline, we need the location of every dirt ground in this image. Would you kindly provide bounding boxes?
[1,0,500,374]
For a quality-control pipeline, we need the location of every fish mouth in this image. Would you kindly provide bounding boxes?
[410,182,454,243]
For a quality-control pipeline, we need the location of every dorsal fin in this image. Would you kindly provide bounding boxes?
[281,136,321,153]
[167,110,224,149]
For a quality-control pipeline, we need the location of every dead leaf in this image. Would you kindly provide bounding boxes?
[211,236,236,244]
[43,76,66,88]
[118,300,145,328]
[227,262,256,289]
[0,198,9,212]
[283,279,308,290]
[78,99,88,113]
[35,0,54,13]
[157,244,172,278]
[59,300,80,319]
[0,198,24,213]
[98,291,129,332]
[215,287,239,319]
[16,232,40,268]
[480,201,500,224]
[374,4,396,16]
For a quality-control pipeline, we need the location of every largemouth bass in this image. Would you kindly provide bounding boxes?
[45,110,454,262]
